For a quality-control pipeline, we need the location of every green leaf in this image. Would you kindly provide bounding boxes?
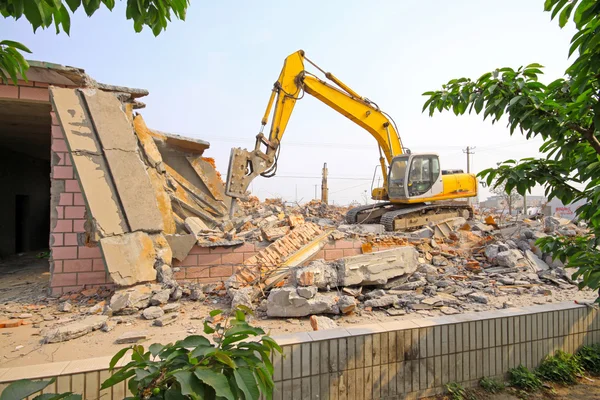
[209,309,223,317]
[100,369,136,390]
[173,371,205,398]
[235,310,246,322]
[203,321,215,334]
[82,0,101,16]
[0,41,31,53]
[149,343,164,357]
[0,379,55,400]
[164,387,187,400]
[195,368,235,400]
[234,368,260,400]
[65,0,81,12]
[34,393,81,400]
[190,345,214,359]
[109,347,130,370]
[559,2,574,27]
[179,335,211,348]
[214,351,237,369]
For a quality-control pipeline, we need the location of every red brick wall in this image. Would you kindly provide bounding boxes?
[49,109,110,295]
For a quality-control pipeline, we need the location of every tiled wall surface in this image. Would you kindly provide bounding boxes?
[1,302,597,400]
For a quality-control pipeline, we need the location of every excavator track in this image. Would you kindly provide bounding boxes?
[380,203,473,232]
[345,202,394,224]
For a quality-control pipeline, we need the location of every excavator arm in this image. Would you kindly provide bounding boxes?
[225,50,405,201]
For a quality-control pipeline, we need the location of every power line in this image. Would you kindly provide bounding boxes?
[463,146,476,173]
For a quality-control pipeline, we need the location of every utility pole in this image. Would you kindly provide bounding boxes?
[295,185,298,203]
[463,146,476,173]
[321,163,329,204]
[314,185,318,200]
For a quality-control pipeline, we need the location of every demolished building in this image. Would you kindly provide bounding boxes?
[0,63,362,296]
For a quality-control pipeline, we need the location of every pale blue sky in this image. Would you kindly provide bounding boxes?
[1,1,576,204]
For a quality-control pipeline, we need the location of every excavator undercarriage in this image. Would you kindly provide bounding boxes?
[346,202,473,231]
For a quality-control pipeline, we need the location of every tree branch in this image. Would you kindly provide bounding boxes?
[567,123,600,155]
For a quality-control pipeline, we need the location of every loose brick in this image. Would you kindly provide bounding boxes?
[77,272,107,285]
[19,86,49,101]
[222,252,244,265]
[73,219,86,233]
[185,267,210,279]
[197,254,222,266]
[78,245,101,259]
[73,193,85,206]
[51,125,63,138]
[65,180,81,192]
[65,206,85,219]
[53,220,72,233]
[64,233,78,246]
[52,246,78,260]
[51,273,77,286]
[0,320,23,328]
[0,84,18,99]
[53,166,73,179]
[324,249,344,260]
[210,265,233,277]
[58,193,73,206]
[63,259,93,272]
[51,233,63,247]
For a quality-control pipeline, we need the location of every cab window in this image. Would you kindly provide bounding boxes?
[408,156,439,196]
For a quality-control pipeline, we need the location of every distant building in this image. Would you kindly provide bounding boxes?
[543,198,588,220]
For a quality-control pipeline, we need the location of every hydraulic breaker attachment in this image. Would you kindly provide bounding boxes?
[225,147,272,200]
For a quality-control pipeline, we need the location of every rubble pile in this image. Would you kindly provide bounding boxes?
[254,215,591,322]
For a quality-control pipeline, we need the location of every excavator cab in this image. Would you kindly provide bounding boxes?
[388,153,443,201]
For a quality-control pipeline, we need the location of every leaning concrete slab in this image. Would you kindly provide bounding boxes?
[50,88,128,236]
[83,89,164,233]
[99,231,157,286]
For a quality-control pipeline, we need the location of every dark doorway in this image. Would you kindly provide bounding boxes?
[0,99,52,258]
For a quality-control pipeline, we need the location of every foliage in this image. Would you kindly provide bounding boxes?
[577,344,600,374]
[101,307,282,400]
[422,0,600,294]
[0,378,81,400]
[508,365,543,391]
[0,0,189,84]
[478,376,505,394]
[444,382,474,400]
[536,350,584,385]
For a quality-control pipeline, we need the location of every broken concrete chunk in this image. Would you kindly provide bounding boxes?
[110,284,159,314]
[337,224,385,235]
[310,315,338,331]
[468,292,489,304]
[496,249,524,268]
[525,250,550,272]
[185,217,210,236]
[58,302,72,313]
[288,214,305,228]
[338,296,357,314]
[153,313,178,327]
[297,286,318,299]
[485,245,499,260]
[150,289,171,306]
[142,306,165,320]
[170,287,183,301]
[338,247,419,286]
[365,289,386,299]
[163,303,180,313]
[262,226,290,241]
[43,315,108,343]
[100,232,158,286]
[230,287,257,310]
[431,255,448,266]
[165,234,197,262]
[291,261,339,289]
[394,279,426,291]
[266,288,338,318]
[116,331,149,344]
[190,288,206,301]
[364,295,398,308]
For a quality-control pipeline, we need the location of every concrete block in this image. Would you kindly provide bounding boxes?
[339,247,419,286]
[267,287,338,317]
[100,232,157,286]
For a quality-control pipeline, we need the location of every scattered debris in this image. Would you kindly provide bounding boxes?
[116,331,149,344]
[310,315,338,331]
[42,315,108,343]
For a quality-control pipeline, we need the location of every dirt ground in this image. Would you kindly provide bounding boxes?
[430,377,600,399]
[0,252,597,368]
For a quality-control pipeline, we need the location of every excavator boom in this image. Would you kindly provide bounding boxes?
[225,50,403,200]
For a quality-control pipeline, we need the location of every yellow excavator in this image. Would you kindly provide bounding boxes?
[225,50,477,231]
